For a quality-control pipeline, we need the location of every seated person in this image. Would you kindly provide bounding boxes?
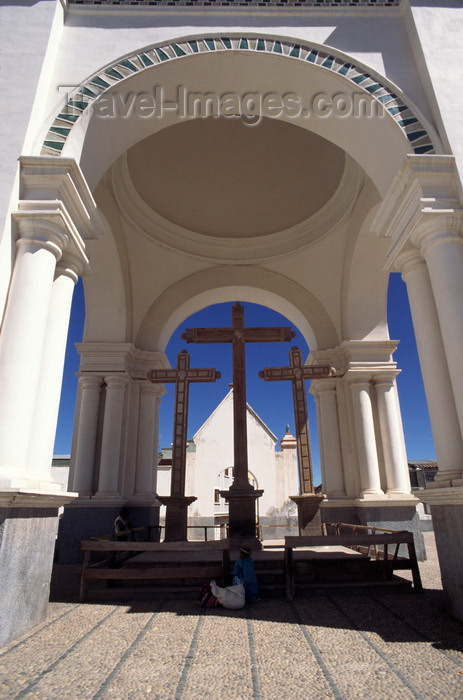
[232,545,260,602]
[114,508,132,539]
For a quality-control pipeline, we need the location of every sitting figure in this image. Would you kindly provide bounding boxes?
[232,545,260,602]
[114,507,132,539]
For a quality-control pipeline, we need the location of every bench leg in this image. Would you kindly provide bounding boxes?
[407,541,423,593]
[79,551,91,603]
[285,549,294,601]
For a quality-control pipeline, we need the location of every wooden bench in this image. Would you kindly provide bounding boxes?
[284,532,423,600]
[80,539,231,602]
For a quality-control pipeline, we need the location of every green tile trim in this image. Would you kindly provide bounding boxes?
[41,35,436,157]
[49,126,71,137]
[121,59,139,72]
[172,43,187,56]
[155,47,170,61]
[140,53,154,67]
[43,141,65,151]
[90,76,110,89]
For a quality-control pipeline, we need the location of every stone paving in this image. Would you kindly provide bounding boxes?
[1,532,463,700]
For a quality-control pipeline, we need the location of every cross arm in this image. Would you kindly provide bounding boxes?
[182,328,234,344]
[243,327,296,343]
[259,365,336,381]
[148,368,221,383]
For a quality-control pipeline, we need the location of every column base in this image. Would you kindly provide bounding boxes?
[220,487,263,549]
[157,495,197,542]
[290,494,324,535]
[419,489,463,622]
[0,493,69,648]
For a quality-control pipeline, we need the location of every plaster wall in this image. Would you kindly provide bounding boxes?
[406,2,463,195]
[0,0,63,315]
[43,9,434,148]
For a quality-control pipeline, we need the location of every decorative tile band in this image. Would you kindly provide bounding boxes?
[42,35,435,156]
[69,0,400,5]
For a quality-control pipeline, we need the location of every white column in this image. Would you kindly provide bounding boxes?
[415,224,463,441]
[95,374,129,498]
[312,391,325,491]
[27,258,81,486]
[70,375,103,495]
[0,224,68,488]
[315,380,346,498]
[152,390,162,496]
[134,382,160,498]
[374,373,411,495]
[398,249,463,483]
[349,375,384,497]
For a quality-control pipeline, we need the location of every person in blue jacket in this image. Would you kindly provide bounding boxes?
[232,545,260,602]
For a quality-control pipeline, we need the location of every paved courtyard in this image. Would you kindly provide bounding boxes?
[1,532,463,700]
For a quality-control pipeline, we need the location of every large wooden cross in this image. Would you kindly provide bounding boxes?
[182,302,295,489]
[182,302,295,543]
[148,349,221,541]
[259,346,335,494]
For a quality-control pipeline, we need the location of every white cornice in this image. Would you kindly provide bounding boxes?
[371,154,463,271]
[65,4,403,19]
[419,487,463,507]
[76,341,171,374]
[19,156,109,240]
[0,490,78,508]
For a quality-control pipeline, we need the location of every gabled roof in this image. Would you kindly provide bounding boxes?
[193,388,277,443]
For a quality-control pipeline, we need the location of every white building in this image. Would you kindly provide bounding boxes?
[157,388,299,536]
[1,0,463,646]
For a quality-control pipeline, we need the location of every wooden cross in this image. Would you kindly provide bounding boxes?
[148,349,221,497]
[259,346,335,494]
[182,303,295,491]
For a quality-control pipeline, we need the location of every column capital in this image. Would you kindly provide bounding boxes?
[77,373,104,388]
[12,212,70,262]
[411,212,463,253]
[345,371,373,386]
[12,202,91,273]
[394,246,424,276]
[139,380,166,398]
[374,371,401,386]
[311,377,338,394]
[56,251,89,281]
[104,374,130,390]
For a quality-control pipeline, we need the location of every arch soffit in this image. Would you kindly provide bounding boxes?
[135,266,338,353]
[42,34,441,197]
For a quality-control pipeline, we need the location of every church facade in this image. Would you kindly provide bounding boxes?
[1,0,463,645]
[157,389,300,537]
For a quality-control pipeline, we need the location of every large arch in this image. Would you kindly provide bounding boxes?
[42,34,441,196]
[43,31,439,570]
[136,265,338,352]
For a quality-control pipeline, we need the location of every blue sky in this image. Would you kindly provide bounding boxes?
[54,273,435,485]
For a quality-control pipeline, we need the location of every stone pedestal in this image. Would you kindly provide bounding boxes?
[290,494,324,535]
[420,488,463,622]
[0,492,74,648]
[157,495,197,542]
[220,487,263,549]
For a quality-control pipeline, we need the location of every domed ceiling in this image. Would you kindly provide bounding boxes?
[125,116,346,238]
